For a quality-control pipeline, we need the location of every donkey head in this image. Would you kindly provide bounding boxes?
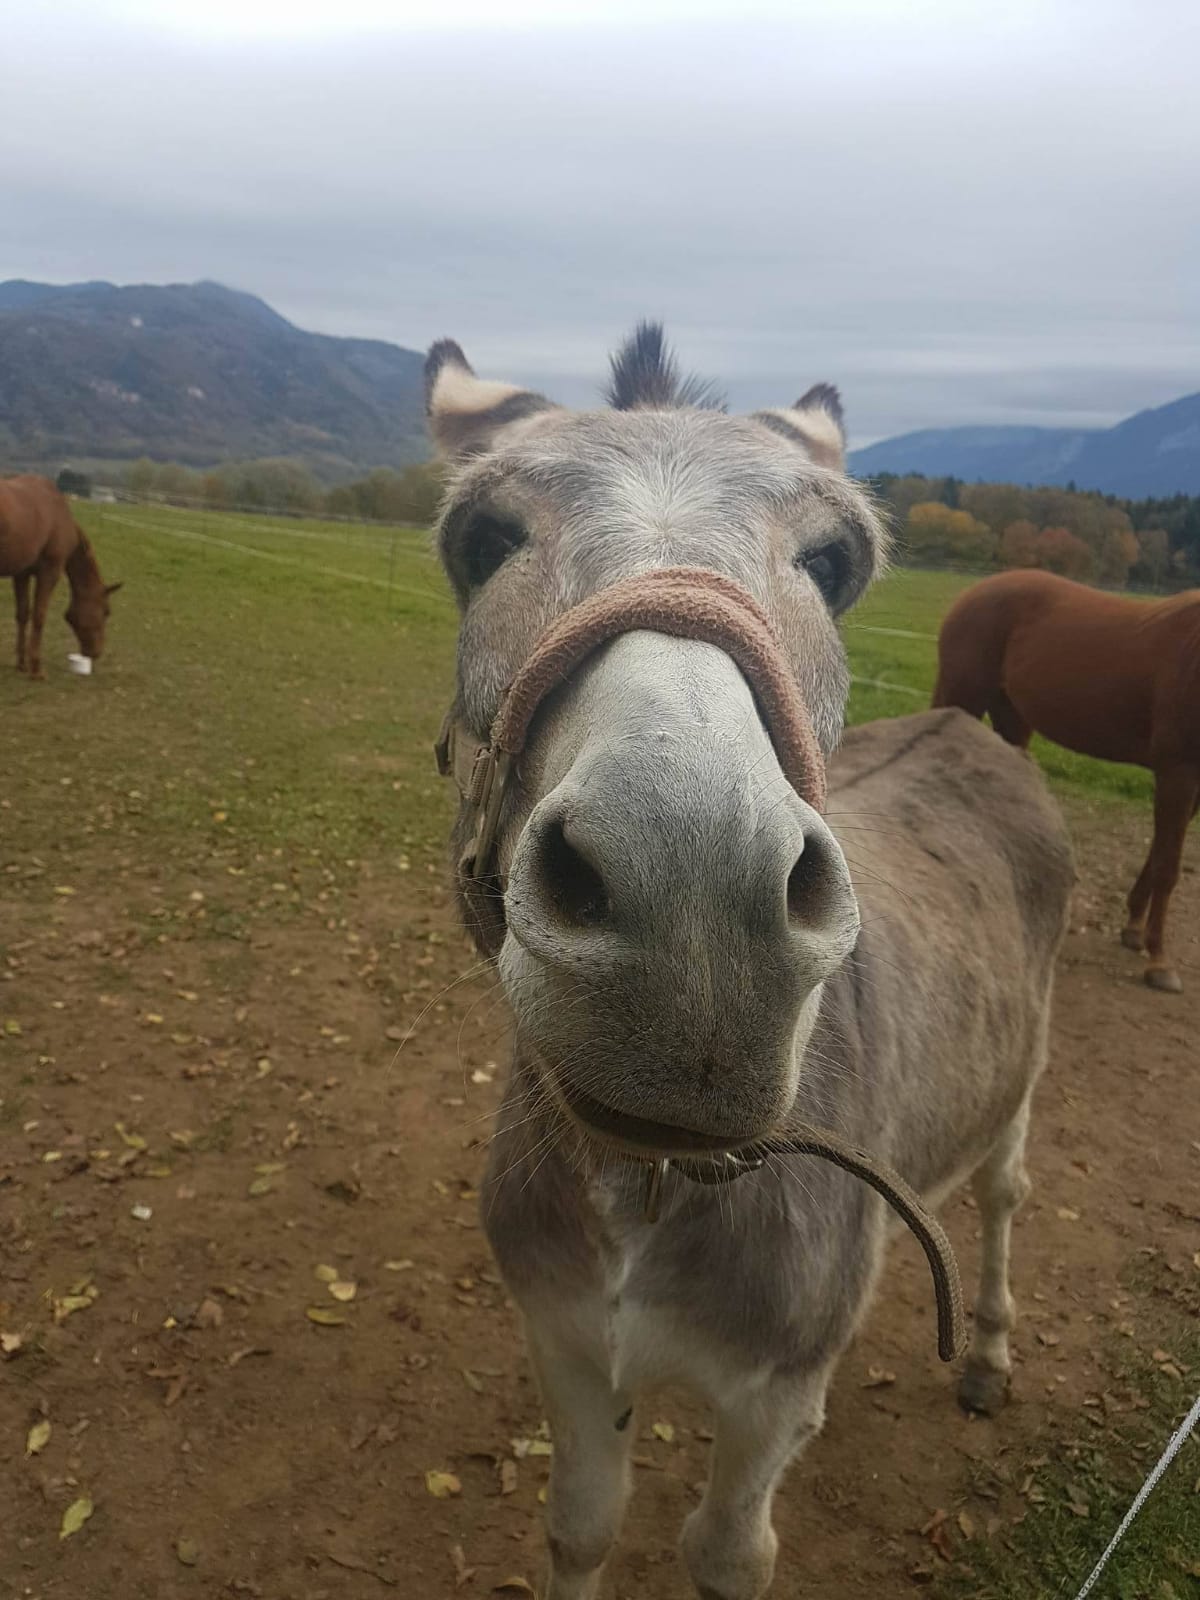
[431,325,887,1157]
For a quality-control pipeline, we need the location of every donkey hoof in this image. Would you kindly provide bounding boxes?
[1145,966,1183,994]
[957,1366,1010,1417]
[1119,926,1146,952]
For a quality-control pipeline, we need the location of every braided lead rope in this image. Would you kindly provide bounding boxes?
[1072,1389,1200,1599]
[756,1123,966,1363]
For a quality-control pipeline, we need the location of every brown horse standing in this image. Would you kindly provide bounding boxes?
[0,476,121,680]
[934,568,1199,992]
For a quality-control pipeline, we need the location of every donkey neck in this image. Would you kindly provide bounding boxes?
[66,531,103,597]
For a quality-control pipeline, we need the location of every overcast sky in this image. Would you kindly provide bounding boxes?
[5,0,1197,443]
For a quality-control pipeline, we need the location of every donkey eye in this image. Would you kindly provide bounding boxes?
[463,513,528,588]
[795,541,850,609]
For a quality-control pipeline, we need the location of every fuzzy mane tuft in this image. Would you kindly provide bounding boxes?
[605,322,725,412]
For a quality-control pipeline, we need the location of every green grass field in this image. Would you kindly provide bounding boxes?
[5,502,1191,1597]
[51,504,1149,845]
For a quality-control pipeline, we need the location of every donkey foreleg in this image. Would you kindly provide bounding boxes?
[681,1363,832,1600]
[958,1095,1032,1416]
[527,1316,635,1600]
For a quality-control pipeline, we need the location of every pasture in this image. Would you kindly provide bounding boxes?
[1,502,1196,1599]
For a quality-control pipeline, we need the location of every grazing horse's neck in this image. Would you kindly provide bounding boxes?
[66,530,102,596]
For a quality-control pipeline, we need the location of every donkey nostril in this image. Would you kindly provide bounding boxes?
[786,834,830,925]
[537,818,611,929]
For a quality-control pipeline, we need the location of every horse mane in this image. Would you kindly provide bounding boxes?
[605,322,725,412]
[66,524,103,593]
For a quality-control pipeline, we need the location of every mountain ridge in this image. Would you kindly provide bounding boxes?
[0,279,428,477]
[849,390,1200,498]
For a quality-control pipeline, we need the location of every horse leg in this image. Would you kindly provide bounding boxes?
[932,660,989,717]
[12,572,31,671]
[987,690,1032,750]
[1142,764,1199,994]
[959,1093,1033,1416]
[1121,839,1156,951]
[527,1318,635,1600]
[681,1363,832,1600]
[28,560,62,681]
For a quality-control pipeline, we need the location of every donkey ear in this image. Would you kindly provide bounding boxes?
[425,339,558,460]
[105,581,124,597]
[750,383,846,471]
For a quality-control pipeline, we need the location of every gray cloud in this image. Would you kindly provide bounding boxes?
[5,1,1197,443]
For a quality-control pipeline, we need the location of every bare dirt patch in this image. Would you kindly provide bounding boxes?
[2,803,1197,1600]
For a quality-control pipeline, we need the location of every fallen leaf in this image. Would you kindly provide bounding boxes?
[247,1176,275,1197]
[227,1346,271,1367]
[451,1543,477,1587]
[492,1580,536,1596]
[956,1509,975,1539]
[194,1298,224,1329]
[462,1368,484,1394]
[651,1421,675,1443]
[329,1280,357,1302]
[512,1437,553,1459]
[131,1204,153,1222]
[863,1365,897,1388]
[314,1263,339,1284]
[383,1259,414,1273]
[53,1283,99,1322]
[499,1459,519,1495]
[1066,1499,1090,1518]
[425,1470,462,1499]
[26,1419,52,1456]
[1057,1206,1080,1222]
[1,1331,24,1358]
[1036,1330,1061,1347]
[60,1496,94,1539]
[176,1536,200,1566]
[306,1307,346,1327]
[327,1544,398,1585]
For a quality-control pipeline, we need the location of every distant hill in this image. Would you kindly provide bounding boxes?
[849,390,1200,498]
[0,279,428,477]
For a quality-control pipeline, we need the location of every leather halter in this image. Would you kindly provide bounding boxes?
[435,566,965,1362]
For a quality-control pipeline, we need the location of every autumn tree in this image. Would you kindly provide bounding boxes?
[999,519,1040,567]
[904,502,995,566]
[1035,527,1093,580]
[1131,527,1171,589]
[1097,527,1140,588]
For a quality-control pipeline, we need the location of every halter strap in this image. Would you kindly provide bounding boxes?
[435,566,966,1363]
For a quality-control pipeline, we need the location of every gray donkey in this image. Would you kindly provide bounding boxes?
[427,325,1073,1599]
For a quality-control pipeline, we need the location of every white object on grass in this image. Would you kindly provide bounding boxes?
[66,653,92,676]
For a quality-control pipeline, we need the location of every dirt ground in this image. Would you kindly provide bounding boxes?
[2,799,1197,1600]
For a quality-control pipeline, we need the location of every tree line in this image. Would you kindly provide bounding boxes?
[58,457,448,527]
[866,473,1200,589]
[55,458,1200,590]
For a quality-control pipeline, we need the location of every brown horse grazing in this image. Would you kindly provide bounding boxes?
[933,568,1199,993]
[0,475,121,679]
